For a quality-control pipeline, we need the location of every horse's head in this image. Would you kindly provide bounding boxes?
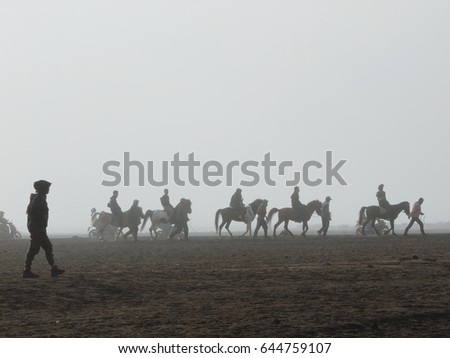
[401,201,410,216]
[250,199,263,213]
[307,200,323,215]
[180,198,192,214]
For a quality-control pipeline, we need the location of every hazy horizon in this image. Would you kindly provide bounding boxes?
[1,1,449,235]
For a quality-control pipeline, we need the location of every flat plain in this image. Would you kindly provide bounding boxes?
[1,234,449,337]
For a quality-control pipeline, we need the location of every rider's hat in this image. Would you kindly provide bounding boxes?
[294,186,299,191]
[378,184,384,190]
[326,196,332,201]
[33,180,51,193]
[236,188,242,192]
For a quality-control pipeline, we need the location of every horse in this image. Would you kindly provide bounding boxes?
[140,210,172,239]
[94,209,144,241]
[268,200,322,237]
[358,201,410,236]
[215,199,264,238]
[168,198,192,240]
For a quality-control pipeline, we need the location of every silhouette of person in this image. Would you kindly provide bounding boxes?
[253,200,269,238]
[404,198,426,236]
[23,180,65,279]
[376,184,391,214]
[230,188,246,220]
[318,196,332,236]
[123,199,144,241]
[108,190,123,226]
[160,189,174,217]
[291,186,303,219]
[0,211,7,226]
[0,211,9,238]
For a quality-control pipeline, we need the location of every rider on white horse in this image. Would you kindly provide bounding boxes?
[108,190,123,226]
[160,189,174,218]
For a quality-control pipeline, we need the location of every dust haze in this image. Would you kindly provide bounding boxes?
[1,1,449,235]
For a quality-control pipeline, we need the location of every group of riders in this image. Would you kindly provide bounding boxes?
[102,189,187,241]
[228,187,332,237]
[0,211,21,240]
[99,183,425,240]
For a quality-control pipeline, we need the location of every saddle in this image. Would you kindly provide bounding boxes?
[293,205,305,220]
[231,207,246,220]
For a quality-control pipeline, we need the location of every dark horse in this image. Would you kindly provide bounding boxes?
[215,199,264,237]
[268,200,322,237]
[358,201,410,236]
[168,198,192,240]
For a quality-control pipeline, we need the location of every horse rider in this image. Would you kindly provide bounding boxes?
[291,186,303,219]
[404,197,426,236]
[376,184,391,215]
[123,199,145,241]
[0,211,8,227]
[160,189,174,217]
[230,188,246,220]
[108,190,123,226]
[318,196,332,236]
[253,199,269,239]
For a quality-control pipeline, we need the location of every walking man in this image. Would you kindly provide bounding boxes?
[253,200,268,239]
[318,196,332,236]
[23,180,65,278]
[123,199,145,241]
[404,198,426,236]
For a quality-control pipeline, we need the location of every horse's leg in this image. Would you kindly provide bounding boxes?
[273,220,282,237]
[183,223,189,240]
[371,219,380,236]
[284,220,294,236]
[149,223,156,240]
[99,227,105,241]
[362,218,370,236]
[301,222,309,236]
[116,228,124,241]
[168,225,178,240]
[219,220,226,238]
[241,222,249,237]
[225,220,233,237]
[390,220,396,236]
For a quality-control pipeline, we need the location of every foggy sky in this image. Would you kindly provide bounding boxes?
[1,1,449,234]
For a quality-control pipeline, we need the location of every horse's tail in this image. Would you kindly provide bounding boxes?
[267,208,279,226]
[358,207,367,225]
[140,210,153,232]
[215,209,222,233]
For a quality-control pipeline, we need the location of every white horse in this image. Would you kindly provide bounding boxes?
[214,199,262,238]
[141,210,173,239]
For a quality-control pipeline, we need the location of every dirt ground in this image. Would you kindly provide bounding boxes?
[1,234,450,337]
